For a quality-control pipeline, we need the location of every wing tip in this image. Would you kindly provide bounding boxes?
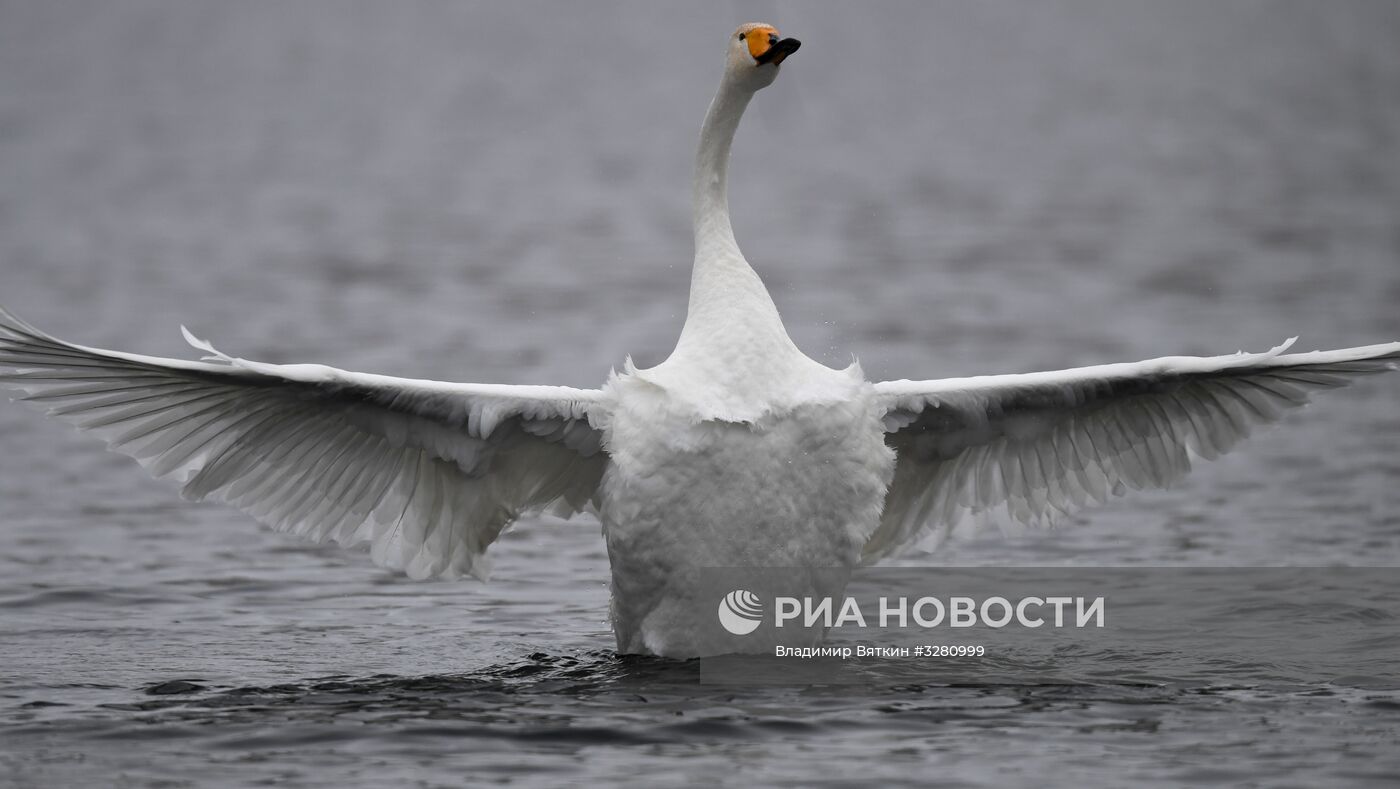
[0,304,49,341]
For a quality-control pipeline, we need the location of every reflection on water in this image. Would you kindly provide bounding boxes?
[1,0,1399,786]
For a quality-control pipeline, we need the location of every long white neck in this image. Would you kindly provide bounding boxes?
[634,66,851,419]
[672,73,797,359]
[691,77,750,260]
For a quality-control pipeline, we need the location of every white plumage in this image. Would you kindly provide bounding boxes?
[868,338,1400,562]
[1,25,1397,657]
[0,310,604,582]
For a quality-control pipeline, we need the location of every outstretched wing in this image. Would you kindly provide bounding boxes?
[0,308,608,580]
[867,339,1400,563]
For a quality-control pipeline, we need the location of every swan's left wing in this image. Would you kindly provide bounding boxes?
[0,308,607,580]
[867,339,1400,563]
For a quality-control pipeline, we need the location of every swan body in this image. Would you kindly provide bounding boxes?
[2,25,1398,658]
[599,367,892,655]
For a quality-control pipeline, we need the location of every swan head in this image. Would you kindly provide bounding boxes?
[725,23,801,91]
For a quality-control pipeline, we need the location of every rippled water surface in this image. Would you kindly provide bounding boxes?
[2,2,1399,786]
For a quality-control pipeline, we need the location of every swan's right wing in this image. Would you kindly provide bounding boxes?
[868,339,1400,563]
[0,308,607,580]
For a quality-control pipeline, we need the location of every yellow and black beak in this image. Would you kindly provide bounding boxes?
[748,29,801,66]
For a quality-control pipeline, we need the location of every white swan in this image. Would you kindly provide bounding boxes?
[1,24,1397,657]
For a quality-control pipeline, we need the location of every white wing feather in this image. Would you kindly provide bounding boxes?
[0,307,607,580]
[868,339,1400,562]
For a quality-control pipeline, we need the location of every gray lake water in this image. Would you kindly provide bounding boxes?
[2,1,1399,786]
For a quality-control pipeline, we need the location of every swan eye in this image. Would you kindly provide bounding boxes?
[738,32,746,40]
